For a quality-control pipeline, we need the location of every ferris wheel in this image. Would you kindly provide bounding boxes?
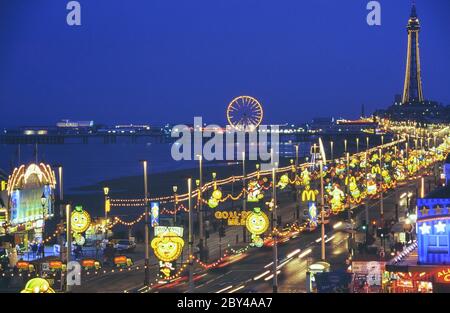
[226,96,263,130]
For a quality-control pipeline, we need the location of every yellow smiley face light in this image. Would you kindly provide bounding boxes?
[151,231,185,263]
[246,207,269,247]
[71,206,91,233]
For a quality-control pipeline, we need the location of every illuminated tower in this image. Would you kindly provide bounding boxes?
[402,3,424,104]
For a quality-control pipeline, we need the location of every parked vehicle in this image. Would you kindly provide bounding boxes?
[114,239,136,252]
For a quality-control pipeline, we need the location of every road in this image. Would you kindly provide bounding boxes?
[150,175,435,293]
[71,172,436,293]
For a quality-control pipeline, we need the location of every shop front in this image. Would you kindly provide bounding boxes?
[6,163,56,249]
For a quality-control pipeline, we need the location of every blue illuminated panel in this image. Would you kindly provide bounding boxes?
[417,198,450,265]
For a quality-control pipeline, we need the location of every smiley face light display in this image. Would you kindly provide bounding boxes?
[21,278,55,293]
[71,206,91,234]
[208,189,222,209]
[151,227,185,278]
[247,180,265,202]
[246,207,269,247]
[277,174,289,190]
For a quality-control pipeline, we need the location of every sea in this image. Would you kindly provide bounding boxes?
[0,138,309,194]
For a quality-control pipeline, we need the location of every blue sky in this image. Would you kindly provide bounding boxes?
[0,0,449,127]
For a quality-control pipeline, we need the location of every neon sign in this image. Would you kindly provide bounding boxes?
[436,268,450,283]
[214,210,250,226]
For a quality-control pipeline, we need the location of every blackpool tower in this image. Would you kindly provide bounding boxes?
[402,3,424,104]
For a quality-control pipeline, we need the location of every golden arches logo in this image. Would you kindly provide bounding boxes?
[371,166,381,175]
[302,189,318,202]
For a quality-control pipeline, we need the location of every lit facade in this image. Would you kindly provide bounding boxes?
[417,188,450,265]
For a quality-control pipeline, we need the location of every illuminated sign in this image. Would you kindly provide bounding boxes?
[436,268,450,283]
[0,181,6,191]
[105,198,111,213]
[351,261,385,287]
[417,197,450,265]
[49,260,63,270]
[16,261,30,270]
[302,186,318,202]
[214,210,250,226]
[150,202,159,227]
[308,202,318,228]
[151,227,185,278]
[71,206,91,233]
[246,207,269,248]
[154,226,183,237]
[114,255,133,268]
[16,261,35,272]
[81,259,101,270]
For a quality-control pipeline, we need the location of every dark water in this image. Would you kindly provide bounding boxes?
[0,142,198,192]
[0,138,309,193]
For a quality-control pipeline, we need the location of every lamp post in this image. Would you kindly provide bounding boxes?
[196,154,205,258]
[344,139,347,153]
[294,145,300,222]
[141,160,150,287]
[173,186,178,224]
[364,152,369,243]
[330,141,334,161]
[366,137,369,151]
[272,164,278,293]
[242,151,247,243]
[356,138,360,154]
[103,186,109,240]
[55,165,65,292]
[188,178,194,292]
[40,192,47,259]
[379,148,384,227]
[319,160,326,261]
[65,203,72,292]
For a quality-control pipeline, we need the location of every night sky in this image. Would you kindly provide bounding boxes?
[0,0,449,127]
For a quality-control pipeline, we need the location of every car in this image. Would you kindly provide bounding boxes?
[114,239,136,252]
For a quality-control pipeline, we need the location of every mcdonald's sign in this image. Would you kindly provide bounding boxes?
[302,189,318,202]
[371,166,381,175]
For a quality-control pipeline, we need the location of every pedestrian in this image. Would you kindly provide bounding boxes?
[8,248,18,268]
[37,242,44,259]
[31,242,38,259]
[74,245,82,260]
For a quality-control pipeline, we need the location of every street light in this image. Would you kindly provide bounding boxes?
[187,178,194,292]
[103,186,109,218]
[356,138,359,154]
[330,141,334,161]
[103,186,110,240]
[40,192,47,259]
[173,185,178,223]
[196,154,206,259]
[141,160,150,287]
[271,161,278,293]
